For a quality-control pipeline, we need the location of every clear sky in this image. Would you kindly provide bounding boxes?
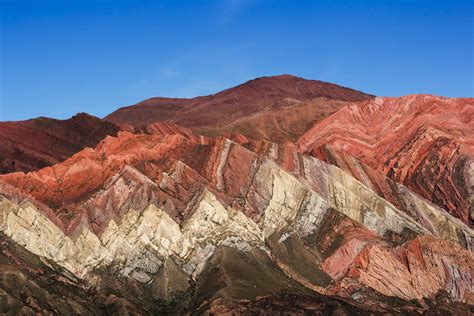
[1,0,473,121]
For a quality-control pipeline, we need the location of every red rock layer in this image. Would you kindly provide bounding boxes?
[2,122,471,242]
[0,126,278,234]
[315,210,474,308]
[298,95,474,226]
[1,123,470,252]
[0,124,211,232]
[0,113,120,174]
[105,75,373,142]
[1,122,473,313]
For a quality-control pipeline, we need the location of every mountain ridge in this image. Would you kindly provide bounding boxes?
[1,125,472,314]
[1,75,473,314]
[0,75,372,175]
[0,113,120,174]
[104,74,374,141]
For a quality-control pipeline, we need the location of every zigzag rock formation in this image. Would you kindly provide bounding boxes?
[0,76,473,314]
[1,122,473,314]
[298,95,474,227]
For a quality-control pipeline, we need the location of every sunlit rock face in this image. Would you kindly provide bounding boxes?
[0,118,472,314]
[0,78,472,315]
[298,95,474,227]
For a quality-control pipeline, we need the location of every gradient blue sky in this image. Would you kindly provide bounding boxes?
[1,0,473,121]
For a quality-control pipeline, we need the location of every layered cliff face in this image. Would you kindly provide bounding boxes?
[298,95,474,227]
[0,113,120,174]
[0,123,472,314]
[105,75,374,142]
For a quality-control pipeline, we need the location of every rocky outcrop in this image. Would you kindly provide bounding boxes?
[303,144,473,251]
[105,75,373,142]
[298,95,474,226]
[0,113,120,174]
[0,125,472,314]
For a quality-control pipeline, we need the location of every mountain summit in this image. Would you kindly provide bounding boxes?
[105,75,373,140]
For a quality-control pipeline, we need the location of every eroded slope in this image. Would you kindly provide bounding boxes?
[298,95,474,226]
[0,125,472,314]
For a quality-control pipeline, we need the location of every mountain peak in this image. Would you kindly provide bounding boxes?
[105,75,374,138]
[249,74,302,81]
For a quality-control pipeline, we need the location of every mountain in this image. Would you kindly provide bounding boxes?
[105,75,374,141]
[0,75,372,176]
[0,75,472,314]
[0,113,120,174]
[0,123,472,314]
[298,95,474,227]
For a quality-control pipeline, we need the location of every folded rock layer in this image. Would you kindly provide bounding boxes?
[1,123,472,314]
[298,95,474,227]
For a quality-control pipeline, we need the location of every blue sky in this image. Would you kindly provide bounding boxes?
[1,0,472,121]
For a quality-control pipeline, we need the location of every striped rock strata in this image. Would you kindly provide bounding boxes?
[0,125,472,314]
[298,95,474,227]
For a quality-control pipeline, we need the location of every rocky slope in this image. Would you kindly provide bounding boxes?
[0,75,472,314]
[1,123,472,314]
[298,95,474,227]
[105,75,373,142]
[0,113,120,174]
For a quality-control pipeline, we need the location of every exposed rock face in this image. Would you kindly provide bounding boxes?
[0,113,120,174]
[305,144,473,251]
[0,76,472,314]
[105,75,373,142]
[0,124,472,314]
[298,95,474,227]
